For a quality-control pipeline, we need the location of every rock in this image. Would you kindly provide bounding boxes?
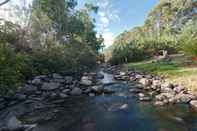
[41,82,60,91]
[31,78,42,86]
[59,93,68,98]
[139,96,151,101]
[139,78,152,87]
[190,100,197,109]
[6,116,22,131]
[152,80,161,89]
[129,89,142,93]
[91,85,104,93]
[88,93,95,97]
[62,89,70,94]
[173,86,185,93]
[120,71,126,76]
[53,73,63,79]
[138,93,145,98]
[119,104,128,109]
[154,101,165,106]
[80,76,93,86]
[174,93,193,103]
[161,87,174,93]
[70,88,82,96]
[162,82,174,89]
[135,74,143,79]
[80,79,92,86]
[96,73,104,79]
[15,94,27,101]
[64,76,73,84]
[22,85,38,94]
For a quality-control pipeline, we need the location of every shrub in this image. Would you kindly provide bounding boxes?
[0,43,29,94]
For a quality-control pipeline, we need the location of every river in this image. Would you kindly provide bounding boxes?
[33,71,197,131]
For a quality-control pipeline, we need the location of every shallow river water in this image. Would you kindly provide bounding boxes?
[33,71,197,131]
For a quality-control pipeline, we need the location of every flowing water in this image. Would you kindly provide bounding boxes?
[33,71,197,131]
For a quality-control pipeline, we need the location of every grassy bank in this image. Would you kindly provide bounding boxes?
[128,54,197,91]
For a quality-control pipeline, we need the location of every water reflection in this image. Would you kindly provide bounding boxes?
[33,71,197,131]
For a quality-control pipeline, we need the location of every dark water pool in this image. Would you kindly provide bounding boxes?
[33,71,197,131]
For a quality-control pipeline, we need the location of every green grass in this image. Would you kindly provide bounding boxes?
[127,54,197,91]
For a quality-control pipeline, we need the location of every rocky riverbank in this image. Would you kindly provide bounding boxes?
[1,65,197,131]
[104,65,197,109]
[0,71,117,131]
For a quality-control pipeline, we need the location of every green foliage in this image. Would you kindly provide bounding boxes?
[180,21,197,57]
[0,43,29,94]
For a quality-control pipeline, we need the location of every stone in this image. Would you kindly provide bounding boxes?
[53,73,63,79]
[96,73,104,79]
[129,89,142,93]
[91,85,104,93]
[138,93,145,98]
[62,89,70,93]
[6,116,22,131]
[31,78,42,86]
[135,74,143,79]
[139,96,151,101]
[190,100,197,109]
[154,101,165,106]
[42,82,60,91]
[70,88,82,96]
[120,72,126,76]
[173,86,185,93]
[161,87,174,93]
[152,80,161,89]
[15,94,27,101]
[174,93,193,103]
[80,79,92,86]
[162,82,174,89]
[64,76,73,84]
[22,85,38,94]
[88,93,95,97]
[59,93,68,98]
[139,78,152,87]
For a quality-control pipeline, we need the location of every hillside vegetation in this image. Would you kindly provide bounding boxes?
[108,0,197,64]
[0,0,104,94]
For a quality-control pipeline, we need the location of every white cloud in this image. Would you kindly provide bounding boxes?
[102,32,114,48]
[96,0,120,48]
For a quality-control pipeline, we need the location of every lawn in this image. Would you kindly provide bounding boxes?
[128,54,197,91]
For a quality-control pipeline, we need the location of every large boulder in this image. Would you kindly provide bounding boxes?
[152,80,161,89]
[70,88,82,96]
[52,73,63,79]
[41,82,60,91]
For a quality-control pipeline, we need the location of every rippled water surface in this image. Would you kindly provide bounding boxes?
[33,71,197,131]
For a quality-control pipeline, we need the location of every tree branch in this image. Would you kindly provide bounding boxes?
[0,0,10,7]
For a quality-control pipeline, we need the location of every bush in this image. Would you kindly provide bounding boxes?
[110,42,146,65]
[0,43,29,94]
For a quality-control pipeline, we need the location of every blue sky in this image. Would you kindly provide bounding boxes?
[78,0,159,47]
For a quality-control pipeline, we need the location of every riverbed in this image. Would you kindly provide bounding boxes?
[31,71,197,131]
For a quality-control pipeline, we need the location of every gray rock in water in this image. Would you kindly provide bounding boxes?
[70,88,82,96]
[91,85,104,93]
[6,116,22,131]
[59,93,68,98]
[96,73,104,79]
[174,93,193,103]
[41,82,60,91]
[154,101,165,106]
